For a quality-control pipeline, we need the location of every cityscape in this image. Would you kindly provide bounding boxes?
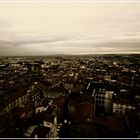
[0,1,140,139]
[0,54,140,138]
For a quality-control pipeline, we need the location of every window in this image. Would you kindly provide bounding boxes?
[120,107,123,110]
[125,108,129,112]
[120,111,123,114]
[47,122,51,125]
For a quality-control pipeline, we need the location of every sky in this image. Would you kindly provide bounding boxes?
[0,1,140,55]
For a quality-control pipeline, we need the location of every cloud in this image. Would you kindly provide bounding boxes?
[1,31,140,55]
[0,2,140,55]
[15,37,70,45]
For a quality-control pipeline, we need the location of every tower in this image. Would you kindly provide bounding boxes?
[104,91,113,114]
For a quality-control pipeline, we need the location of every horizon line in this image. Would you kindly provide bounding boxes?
[0,53,140,57]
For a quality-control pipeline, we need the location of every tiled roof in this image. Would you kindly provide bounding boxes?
[31,126,51,138]
[43,115,54,123]
[107,116,125,132]
[78,102,94,118]
[113,97,135,106]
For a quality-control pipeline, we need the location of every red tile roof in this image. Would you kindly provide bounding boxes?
[107,116,125,132]
[31,126,51,138]
[52,96,65,111]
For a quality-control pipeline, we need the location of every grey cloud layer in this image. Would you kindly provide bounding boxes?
[1,35,140,55]
[0,2,140,55]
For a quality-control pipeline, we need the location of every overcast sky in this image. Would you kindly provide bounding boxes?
[0,1,140,55]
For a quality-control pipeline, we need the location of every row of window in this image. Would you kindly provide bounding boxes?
[113,107,135,114]
[5,92,41,112]
[113,103,135,109]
